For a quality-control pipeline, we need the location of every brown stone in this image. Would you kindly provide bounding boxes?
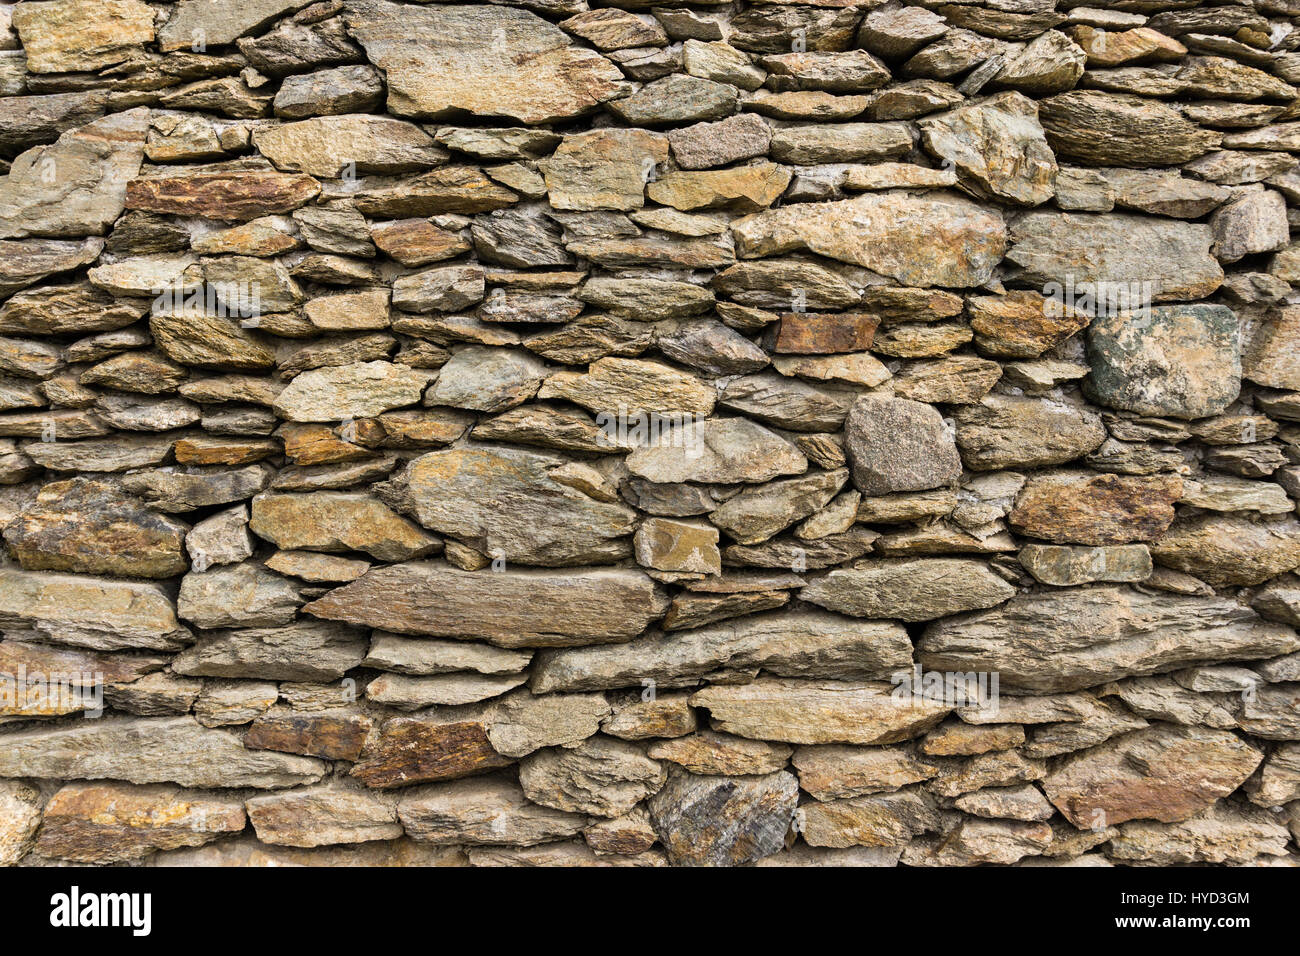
[969,290,1091,359]
[690,678,950,746]
[1009,471,1183,545]
[126,161,320,221]
[35,782,244,864]
[1042,724,1263,828]
[773,312,879,354]
[351,717,511,789]
[245,712,373,762]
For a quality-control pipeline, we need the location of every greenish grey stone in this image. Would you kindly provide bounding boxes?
[1085,304,1240,420]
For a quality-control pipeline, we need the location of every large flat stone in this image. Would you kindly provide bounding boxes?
[531,611,913,692]
[384,447,636,566]
[1008,212,1222,302]
[732,192,1006,288]
[1042,724,1263,828]
[0,716,326,788]
[0,108,148,239]
[919,586,1300,693]
[801,560,1016,623]
[343,1,626,124]
[690,679,951,746]
[305,562,667,648]
[0,567,190,651]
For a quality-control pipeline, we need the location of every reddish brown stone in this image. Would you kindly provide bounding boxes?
[125,162,321,221]
[1009,472,1183,545]
[350,717,512,789]
[279,424,373,466]
[35,782,245,864]
[1043,724,1263,828]
[370,219,472,267]
[968,290,1091,359]
[173,436,280,466]
[245,712,374,762]
[774,311,880,354]
[0,639,166,686]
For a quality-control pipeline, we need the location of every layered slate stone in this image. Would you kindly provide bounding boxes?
[305,563,668,648]
[386,447,636,566]
[0,237,104,296]
[246,781,402,847]
[1007,212,1223,303]
[918,587,1299,693]
[171,621,368,681]
[649,770,797,866]
[625,417,808,485]
[4,0,1300,870]
[690,679,952,746]
[125,160,320,221]
[530,611,912,692]
[273,361,431,422]
[0,108,149,239]
[342,1,627,125]
[0,716,326,789]
[1150,515,1300,587]
[520,736,666,818]
[1039,91,1221,167]
[0,567,190,651]
[800,560,1016,623]
[731,192,1007,288]
[396,776,587,845]
[1008,472,1183,545]
[954,395,1106,470]
[352,716,511,789]
[3,477,189,578]
[1042,724,1263,828]
[157,0,315,52]
[249,492,439,562]
[252,114,447,179]
[1085,305,1241,419]
[34,782,245,863]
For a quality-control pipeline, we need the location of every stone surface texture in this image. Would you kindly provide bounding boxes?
[0,0,1297,871]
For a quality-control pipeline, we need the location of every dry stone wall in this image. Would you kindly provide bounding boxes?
[1,0,1300,867]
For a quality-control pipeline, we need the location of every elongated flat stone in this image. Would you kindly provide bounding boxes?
[690,679,951,746]
[352,716,511,789]
[172,620,367,681]
[35,782,245,863]
[0,716,326,788]
[1042,723,1263,828]
[397,775,587,846]
[0,567,190,651]
[246,781,401,848]
[305,562,667,648]
[126,160,320,221]
[3,476,189,578]
[801,560,1015,622]
[732,192,1006,288]
[1009,472,1183,545]
[250,492,439,562]
[919,586,1299,693]
[531,611,912,692]
[1008,212,1222,302]
[344,1,626,125]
